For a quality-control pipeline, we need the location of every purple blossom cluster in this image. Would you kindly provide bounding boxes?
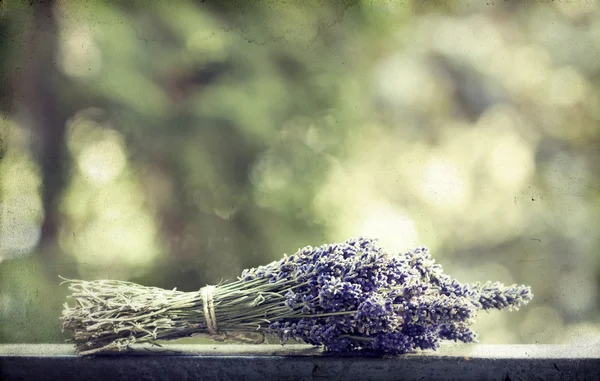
[240,237,533,354]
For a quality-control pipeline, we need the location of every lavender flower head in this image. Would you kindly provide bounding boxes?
[241,237,533,354]
[61,237,533,355]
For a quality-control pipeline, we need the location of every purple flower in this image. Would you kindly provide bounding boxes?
[252,237,532,354]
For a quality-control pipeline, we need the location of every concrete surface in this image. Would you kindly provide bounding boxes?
[1,344,599,381]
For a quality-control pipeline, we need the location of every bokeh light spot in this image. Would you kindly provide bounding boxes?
[488,134,534,192]
[419,157,468,211]
[546,66,586,107]
[77,135,126,184]
[358,202,418,251]
[57,26,102,78]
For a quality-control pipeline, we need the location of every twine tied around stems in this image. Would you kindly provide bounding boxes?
[201,286,218,335]
[195,285,265,344]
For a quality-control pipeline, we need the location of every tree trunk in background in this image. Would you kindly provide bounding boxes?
[14,0,69,260]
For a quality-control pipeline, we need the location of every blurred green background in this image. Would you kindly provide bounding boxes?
[0,0,599,346]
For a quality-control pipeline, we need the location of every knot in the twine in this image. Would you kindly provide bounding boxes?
[197,285,264,344]
[200,285,218,335]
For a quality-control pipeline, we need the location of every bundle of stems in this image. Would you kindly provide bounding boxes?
[61,237,533,355]
[60,276,300,355]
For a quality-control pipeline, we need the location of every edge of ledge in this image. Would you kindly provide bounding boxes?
[2,344,600,381]
[0,343,598,359]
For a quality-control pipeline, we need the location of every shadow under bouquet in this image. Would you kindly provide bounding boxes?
[61,237,533,355]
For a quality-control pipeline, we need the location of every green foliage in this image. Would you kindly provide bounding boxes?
[0,257,66,343]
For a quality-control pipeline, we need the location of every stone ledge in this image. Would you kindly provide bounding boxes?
[1,344,599,381]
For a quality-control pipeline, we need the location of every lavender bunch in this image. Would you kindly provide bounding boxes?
[61,237,533,355]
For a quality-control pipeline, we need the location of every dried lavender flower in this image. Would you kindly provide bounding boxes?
[60,237,533,355]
